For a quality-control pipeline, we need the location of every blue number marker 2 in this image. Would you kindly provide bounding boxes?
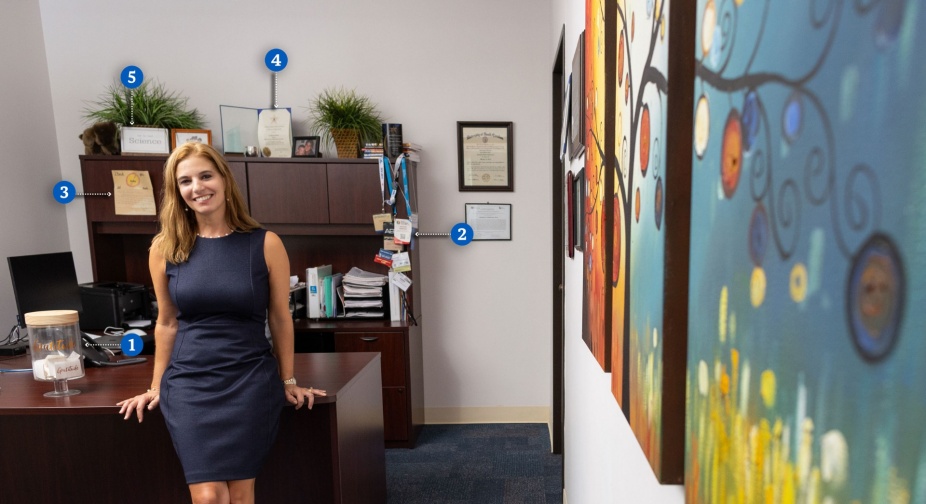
[451,223,474,246]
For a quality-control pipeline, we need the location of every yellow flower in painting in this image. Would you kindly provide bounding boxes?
[720,367,730,395]
[761,369,776,408]
[790,263,808,303]
[719,286,729,342]
[798,418,815,486]
[751,266,767,307]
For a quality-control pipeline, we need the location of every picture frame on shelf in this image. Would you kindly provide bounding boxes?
[457,121,514,192]
[121,127,170,155]
[293,136,321,157]
[170,129,212,151]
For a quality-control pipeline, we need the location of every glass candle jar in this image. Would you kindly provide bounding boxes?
[26,310,84,397]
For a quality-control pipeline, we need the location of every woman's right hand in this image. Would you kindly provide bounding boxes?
[117,389,160,423]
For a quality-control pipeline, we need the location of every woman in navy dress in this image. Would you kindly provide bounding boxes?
[118,143,325,504]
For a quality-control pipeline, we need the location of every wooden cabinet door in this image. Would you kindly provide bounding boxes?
[80,156,164,223]
[226,161,249,212]
[327,163,385,224]
[383,387,409,440]
[247,163,328,223]
[334,332,406,386]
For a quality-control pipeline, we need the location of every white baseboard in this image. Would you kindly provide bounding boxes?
[424,406,550,424]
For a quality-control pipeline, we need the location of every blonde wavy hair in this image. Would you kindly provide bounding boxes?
[151,142,260,264]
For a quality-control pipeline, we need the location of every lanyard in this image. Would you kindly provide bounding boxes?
[378,157,396,211]
[395,154,413,218]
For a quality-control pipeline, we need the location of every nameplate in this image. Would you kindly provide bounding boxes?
[121,127,170,155]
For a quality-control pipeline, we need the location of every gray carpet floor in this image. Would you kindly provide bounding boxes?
[386,423,563,503]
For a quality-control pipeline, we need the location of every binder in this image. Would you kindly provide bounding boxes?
[322,273,343,318]
[305,264,332,318]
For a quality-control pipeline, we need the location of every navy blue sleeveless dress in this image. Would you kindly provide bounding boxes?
[159,229,285,484]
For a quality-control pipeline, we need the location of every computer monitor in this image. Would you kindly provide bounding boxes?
[7,251,83,328]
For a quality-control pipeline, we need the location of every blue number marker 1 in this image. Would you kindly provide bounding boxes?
[120,65,144,89]
[54,181,75,204]
[121,333,144,357]
[265,48,288,71]
[450,223,474,246]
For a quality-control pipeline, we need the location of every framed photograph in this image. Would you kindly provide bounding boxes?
[573,168,585,251]
[171,129,212,150]
[293,136,321,157]
[566,171,575,258]
[570,31,586,159]
[457,121,514,192]
[464,203,512,241]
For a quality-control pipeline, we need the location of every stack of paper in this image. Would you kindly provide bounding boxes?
[341,267,387,318]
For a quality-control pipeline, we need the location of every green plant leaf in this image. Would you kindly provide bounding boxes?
[83,80,205,130]
[306,87,384,145]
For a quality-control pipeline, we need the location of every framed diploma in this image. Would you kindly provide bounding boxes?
[257,108,293,158]
[457,121,514,192]
[464,203,512,241]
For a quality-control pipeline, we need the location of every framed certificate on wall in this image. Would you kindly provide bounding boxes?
[457,122,514,192]
[464,203,512,241]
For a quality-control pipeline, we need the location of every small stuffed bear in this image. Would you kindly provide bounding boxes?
[79,121,121,155]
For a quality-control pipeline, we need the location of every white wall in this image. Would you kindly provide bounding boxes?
[551,0,685,502]
[0,0,71,326]
[34,0,553,420]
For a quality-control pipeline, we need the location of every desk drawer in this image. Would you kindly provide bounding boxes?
[334,332,405,386]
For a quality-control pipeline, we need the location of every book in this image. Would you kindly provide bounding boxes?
[305,264,332,318]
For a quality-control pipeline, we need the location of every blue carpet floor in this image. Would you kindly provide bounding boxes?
[386,423,563,503]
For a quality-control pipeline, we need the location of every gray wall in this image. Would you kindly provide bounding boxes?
[0,0,71,327]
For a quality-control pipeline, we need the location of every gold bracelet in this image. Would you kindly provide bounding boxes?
[147,388,159,393]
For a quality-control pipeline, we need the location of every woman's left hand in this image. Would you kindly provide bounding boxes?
[285,384,327,410]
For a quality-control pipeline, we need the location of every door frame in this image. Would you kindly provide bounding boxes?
[551,25,566,457]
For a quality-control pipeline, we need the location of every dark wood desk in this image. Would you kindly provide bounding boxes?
[0,352,385,503]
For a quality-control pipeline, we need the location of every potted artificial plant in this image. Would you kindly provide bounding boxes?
[83,80,205,130]
[307,87,383,158]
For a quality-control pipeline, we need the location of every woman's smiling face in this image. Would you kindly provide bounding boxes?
[176,155,226,216]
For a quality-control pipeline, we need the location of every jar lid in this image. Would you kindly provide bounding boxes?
[24,310,79,327]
